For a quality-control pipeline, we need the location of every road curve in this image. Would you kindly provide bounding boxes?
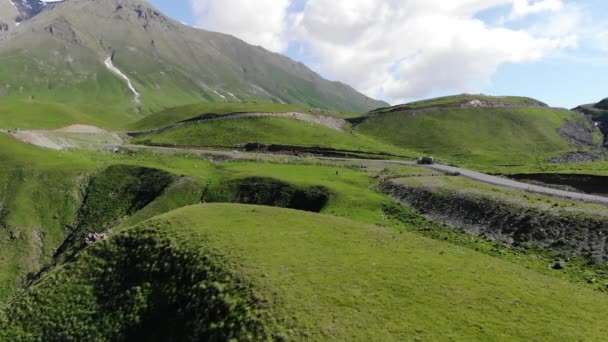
[380,160,608,205]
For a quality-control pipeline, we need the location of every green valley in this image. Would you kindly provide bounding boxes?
[1,0,608,340]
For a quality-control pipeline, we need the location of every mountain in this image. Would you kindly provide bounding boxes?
[0,0,52,30]
[0,0,19,31]
[0,0,387,114]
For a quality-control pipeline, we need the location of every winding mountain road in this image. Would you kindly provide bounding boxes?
[366,159,608,205]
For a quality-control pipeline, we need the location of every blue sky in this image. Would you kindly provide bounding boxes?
[149,0,608,108]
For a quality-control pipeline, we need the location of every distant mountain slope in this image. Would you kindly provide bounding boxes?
[354,95,603,166]
[370,94,547,114]
[0,0,53,30]
[0,0,386,114]
[0,0,19,31]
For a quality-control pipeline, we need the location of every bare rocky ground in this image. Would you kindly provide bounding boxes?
[1,125,123,150]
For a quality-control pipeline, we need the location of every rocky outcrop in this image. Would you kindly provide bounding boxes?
[509,173,608,195]
[557,117,599,148]
[548,151,605,164]
[381,180,608,262]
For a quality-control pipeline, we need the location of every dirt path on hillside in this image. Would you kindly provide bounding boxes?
[131,112,350,136]
[215,112,349,132]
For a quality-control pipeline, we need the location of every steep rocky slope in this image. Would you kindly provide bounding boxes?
[574,98,608,146]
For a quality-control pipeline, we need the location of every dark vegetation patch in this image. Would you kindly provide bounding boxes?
[53,165,176,263]
[242,142,404,159]
[0,225,269,341]
[509,173,608,196]
[207,177,331,213]
[381,180,608,262]
[595,98,608,110]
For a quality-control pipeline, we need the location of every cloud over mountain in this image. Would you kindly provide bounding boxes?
[190,0,588,103]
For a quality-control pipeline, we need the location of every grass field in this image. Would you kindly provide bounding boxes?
[0,100,136,130]
[2,204,608,340]
[2,128,608,339]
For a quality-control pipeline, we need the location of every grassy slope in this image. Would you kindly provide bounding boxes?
[132,116,414,156]
[0,133,95,302]
[131,102,360,131]
[0,134,208,304]
[0,99,135,130]
[371,94,546,113]
[2,204,608,340]
[356,107,587,167]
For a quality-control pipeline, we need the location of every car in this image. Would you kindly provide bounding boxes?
[417,156,435,165]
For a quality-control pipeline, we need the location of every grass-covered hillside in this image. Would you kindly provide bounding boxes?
[2,130,608,339]
[130,102,358,132]
[0,100,135,130]
[131,115,413,157]
[356,104,600,167]
[2,204,608,340]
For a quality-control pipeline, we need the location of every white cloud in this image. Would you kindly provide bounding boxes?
[190,0,290,52]
[294,0,577,103]
[595,30,608,52]
[510,0,564,20]
[189,0,584,103]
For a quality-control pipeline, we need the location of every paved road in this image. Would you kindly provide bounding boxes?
[122,144,608,205]
[396,161,608,205]
[318,157,608,205]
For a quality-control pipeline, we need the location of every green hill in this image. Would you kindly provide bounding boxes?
[129,102,357,132]
[131,115,412,157]
[370,94,547,114]
[355,96,601,167]
[2,204,608,340]
[0,0,386,114]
